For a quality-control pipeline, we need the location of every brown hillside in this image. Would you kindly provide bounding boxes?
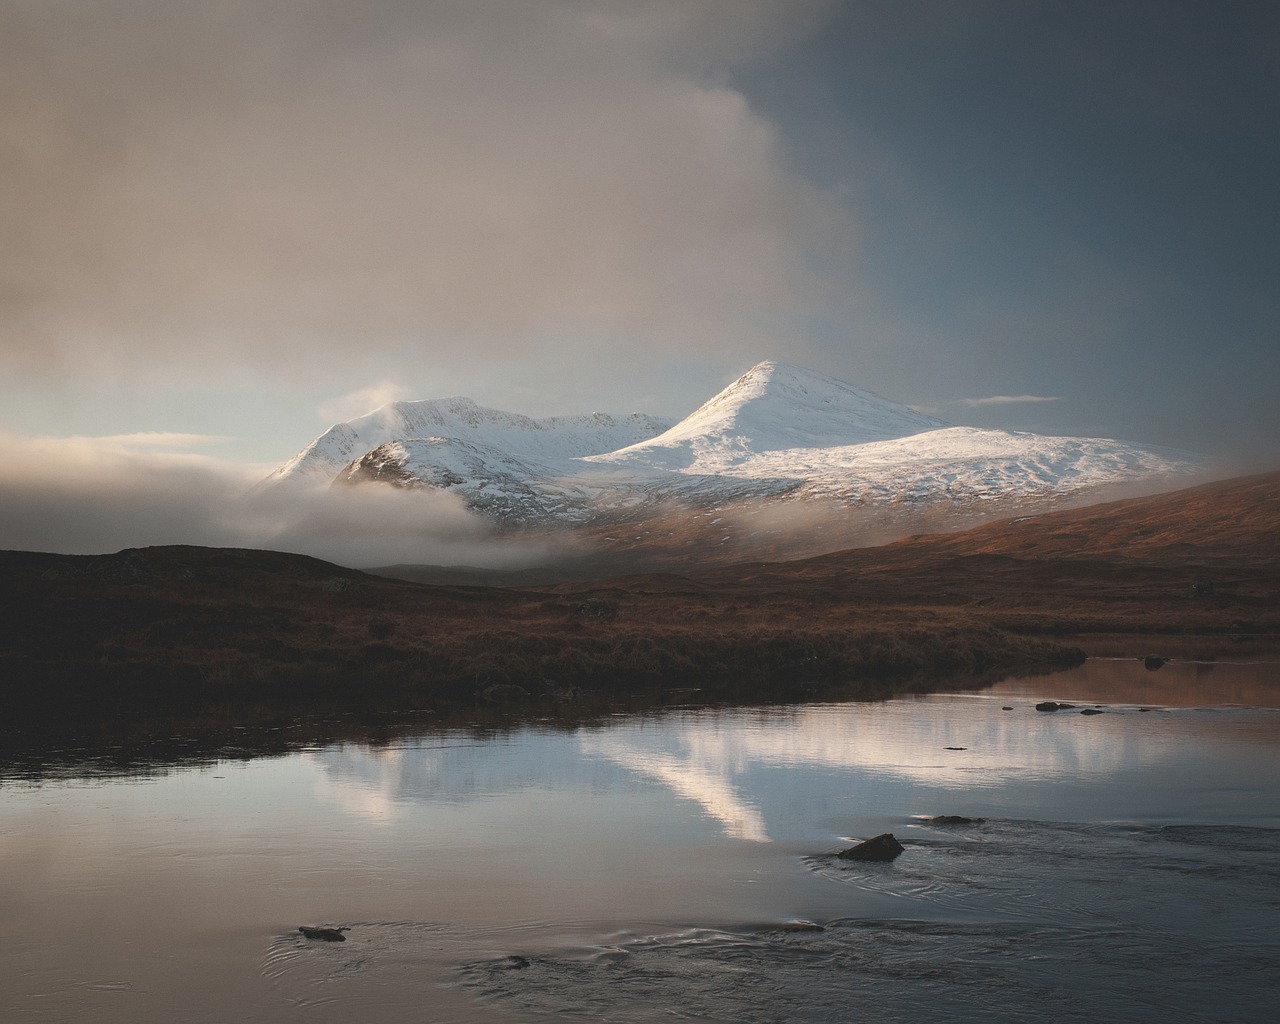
[677,470,1280,653]
[1,471,1277,752]
[882,470,1280,566]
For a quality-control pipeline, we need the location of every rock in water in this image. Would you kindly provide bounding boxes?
[1035,701,1075,712]
[838,833,905,862]
[299,926,349,942]
[930,815,985,825]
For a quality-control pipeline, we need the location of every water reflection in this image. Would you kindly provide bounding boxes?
[581,732,770,842]
[3,660,1279,1024]
[306,745,419,822]
[1024,655,1280,707]
[292,662,1280,847]
[5,659,1275,787]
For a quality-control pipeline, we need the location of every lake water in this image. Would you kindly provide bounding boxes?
[3,659,1279,1022]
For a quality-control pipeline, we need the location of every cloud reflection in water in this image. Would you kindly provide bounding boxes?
[579,733,770,843]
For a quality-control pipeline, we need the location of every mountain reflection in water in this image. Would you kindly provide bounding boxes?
[2,660,1278,1023]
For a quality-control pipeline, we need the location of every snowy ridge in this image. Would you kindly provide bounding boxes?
[722,426,1196,505]
[271,397,671,482]
[337,437,598,525]
[268,361,1202,527]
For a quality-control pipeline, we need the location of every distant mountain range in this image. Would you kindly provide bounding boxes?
[269,360,1200,542]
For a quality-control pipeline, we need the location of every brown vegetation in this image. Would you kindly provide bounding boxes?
[701,469,1280,653]
[2,470,1277,754]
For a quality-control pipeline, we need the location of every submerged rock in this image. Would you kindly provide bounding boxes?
[299,926,349,942]
[1080,708,1106,715]
[929,815,985,825]
[838,833,904,862]
[1143,656,1167,671]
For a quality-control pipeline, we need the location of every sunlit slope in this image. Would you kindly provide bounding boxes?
[692,470,1280,590]
[876,469,1280,567]
[272,397,670,482]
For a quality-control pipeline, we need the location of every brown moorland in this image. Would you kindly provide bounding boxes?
[1,469,1276,765]
[687,468,1280,656]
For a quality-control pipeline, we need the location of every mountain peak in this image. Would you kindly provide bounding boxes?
[596,360,949,469]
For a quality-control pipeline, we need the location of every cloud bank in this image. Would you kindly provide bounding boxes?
[0,0,844,389]
[0,431,554,568]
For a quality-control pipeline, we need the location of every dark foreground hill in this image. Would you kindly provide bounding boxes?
[1,470,1276,759]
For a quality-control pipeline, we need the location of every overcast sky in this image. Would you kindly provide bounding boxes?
[1,0,1277,557]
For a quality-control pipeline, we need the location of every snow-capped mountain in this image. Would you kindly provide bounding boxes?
[590,359,949,473]
[271,397,670,482]
[269,361,1201,531]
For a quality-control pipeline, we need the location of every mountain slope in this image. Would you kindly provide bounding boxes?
[272,397,670,482]
[871,467,1280,567]
[336,437,598,525]
[588,360,948,472]
[679,469,1280,648]
[725,425,1196,503]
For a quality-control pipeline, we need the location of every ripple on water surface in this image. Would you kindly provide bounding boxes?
[466,816,1280,1023]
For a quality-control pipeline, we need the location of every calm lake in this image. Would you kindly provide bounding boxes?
[3,659,1279,1023]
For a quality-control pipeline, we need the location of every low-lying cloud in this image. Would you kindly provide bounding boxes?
[0,432,556,568]
[74,432,235,449]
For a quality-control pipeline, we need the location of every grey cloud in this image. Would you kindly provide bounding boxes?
[0,0,847,385]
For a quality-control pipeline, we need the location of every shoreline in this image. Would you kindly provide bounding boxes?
[1062,632,1280,660]
[3,647,1272,783]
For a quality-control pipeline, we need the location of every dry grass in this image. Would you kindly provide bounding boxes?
[0,544,1081,727]
[3,471,1277,742]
